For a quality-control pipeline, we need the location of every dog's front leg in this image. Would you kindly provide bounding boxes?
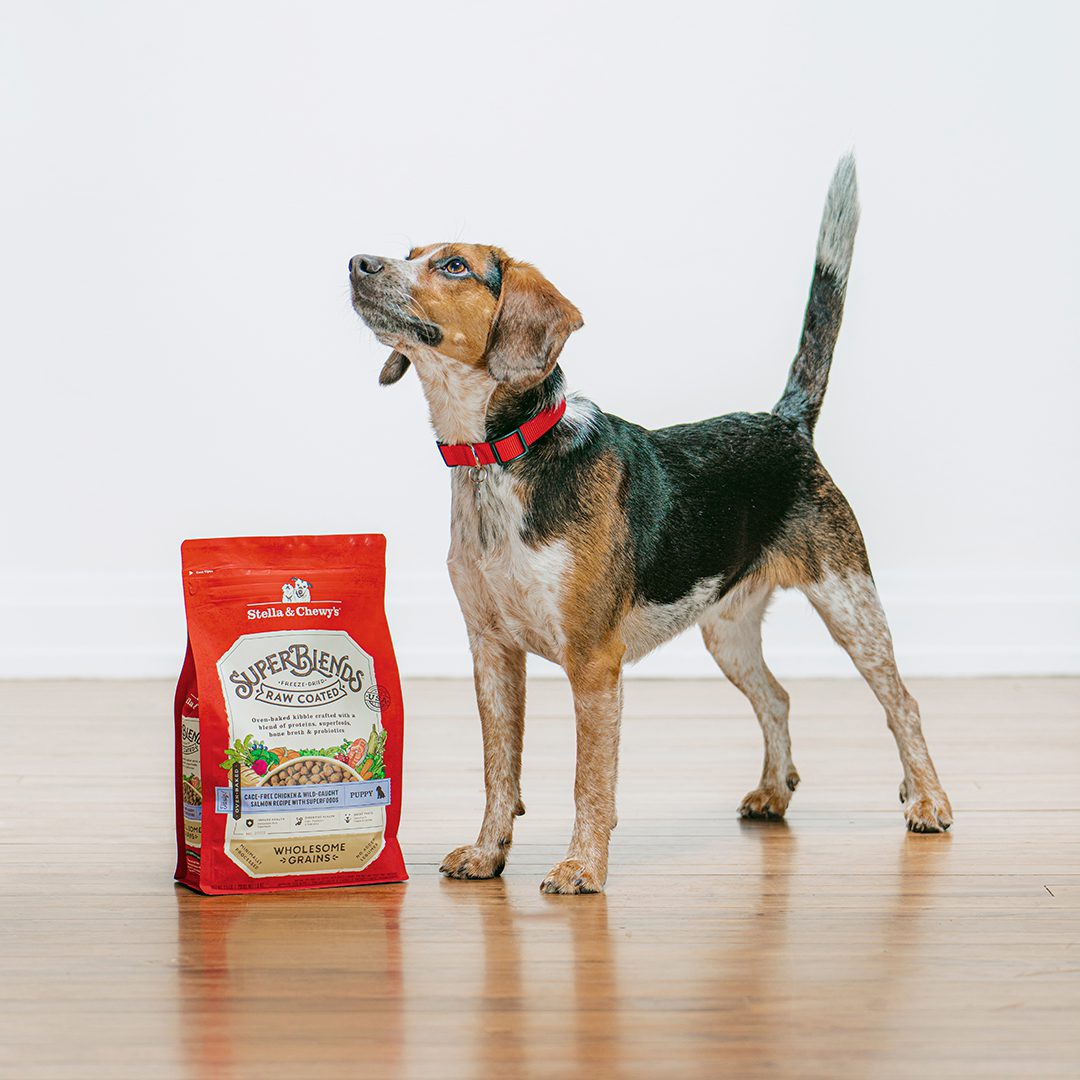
[440,631,526,880]
[541,642,624,895]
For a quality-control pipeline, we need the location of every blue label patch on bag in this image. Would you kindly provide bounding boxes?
[214,778,391,814]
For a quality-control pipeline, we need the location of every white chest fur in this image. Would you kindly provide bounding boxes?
[446,468,570,664]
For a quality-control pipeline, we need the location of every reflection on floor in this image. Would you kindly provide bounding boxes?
[2,677,1078,1078]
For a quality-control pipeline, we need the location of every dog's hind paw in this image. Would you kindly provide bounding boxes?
[439,844,506,880]
[903,790,953,833]
[738,785,793,821]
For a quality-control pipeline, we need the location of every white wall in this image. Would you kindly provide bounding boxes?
[2,1,1077,679]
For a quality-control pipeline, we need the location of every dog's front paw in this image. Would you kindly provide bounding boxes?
[903,789,953,833]
[738,784,793,820]
[540,858,604,895]
[440,844,506,880]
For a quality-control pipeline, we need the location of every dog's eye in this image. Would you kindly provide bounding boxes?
[443,257,469,276]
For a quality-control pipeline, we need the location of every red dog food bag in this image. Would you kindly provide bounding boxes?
[174,534,406,894]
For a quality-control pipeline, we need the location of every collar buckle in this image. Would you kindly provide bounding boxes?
[491,427,529,465]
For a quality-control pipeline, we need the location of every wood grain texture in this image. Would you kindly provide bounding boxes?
[1,677,1078,1079]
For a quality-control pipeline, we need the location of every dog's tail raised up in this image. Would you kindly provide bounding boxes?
[774,154,860,439]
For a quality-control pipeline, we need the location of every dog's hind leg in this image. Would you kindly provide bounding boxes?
[440,632,527,880]
[801,571,953,832]
[700,585,800,820]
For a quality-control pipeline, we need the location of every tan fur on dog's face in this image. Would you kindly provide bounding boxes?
[350,243,583,389]
[401,244,504,365]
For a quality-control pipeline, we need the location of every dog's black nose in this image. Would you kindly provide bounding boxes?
[350,254,384,276]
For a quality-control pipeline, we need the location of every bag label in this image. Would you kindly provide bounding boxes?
[215,628,390,878]
[213,778,392,814]
[180,698,202,849]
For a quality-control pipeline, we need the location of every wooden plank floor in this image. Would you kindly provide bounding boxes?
[1,677,1078,1079]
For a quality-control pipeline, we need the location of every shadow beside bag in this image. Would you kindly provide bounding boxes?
[174,534,406,894]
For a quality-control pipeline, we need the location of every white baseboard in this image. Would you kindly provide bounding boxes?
[0,569,1076,679]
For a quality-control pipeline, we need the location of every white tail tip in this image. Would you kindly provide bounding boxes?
[816,153,860,282]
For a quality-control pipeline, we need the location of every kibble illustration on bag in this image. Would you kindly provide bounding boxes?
[174,534,406,894]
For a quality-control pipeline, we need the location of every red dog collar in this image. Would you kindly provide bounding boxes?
[437,399,567,467]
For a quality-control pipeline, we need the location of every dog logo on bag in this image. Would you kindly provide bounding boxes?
[282,578,311,603]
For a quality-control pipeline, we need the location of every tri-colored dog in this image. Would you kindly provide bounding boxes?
[349,155,952,894]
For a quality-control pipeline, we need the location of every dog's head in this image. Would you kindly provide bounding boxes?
[349,244,582,389]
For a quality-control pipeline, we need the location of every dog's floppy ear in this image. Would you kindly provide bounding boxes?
[485,260,583,387]
[379,350,411,385]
